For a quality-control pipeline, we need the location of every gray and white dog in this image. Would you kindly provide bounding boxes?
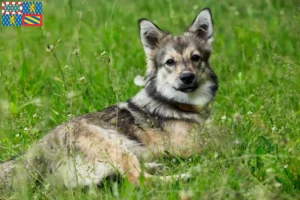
[0,7,218,189]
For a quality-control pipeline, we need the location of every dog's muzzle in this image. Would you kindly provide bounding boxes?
[175,72,198,93]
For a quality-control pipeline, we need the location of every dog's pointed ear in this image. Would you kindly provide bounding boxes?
[187,8,213,42]
[138,19,166,51]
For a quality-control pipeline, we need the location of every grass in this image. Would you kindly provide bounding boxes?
[0,0,299,199]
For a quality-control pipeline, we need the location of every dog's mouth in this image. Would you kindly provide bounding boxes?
[173,85,198,93]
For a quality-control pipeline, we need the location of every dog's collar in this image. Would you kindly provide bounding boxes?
[176,103,202,113]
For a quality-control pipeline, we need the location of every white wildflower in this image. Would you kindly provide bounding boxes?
[67,91,76,99]
[214,152,219,158]
[192,5,199,10]
[79,76,86,82]
[46,44,54,52]
[64,65,70,70]
[274,182,282,188]
[179,189,194,200]
[33,98,42,106]
[73,49,79,55]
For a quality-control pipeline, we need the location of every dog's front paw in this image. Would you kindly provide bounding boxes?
[144,162,168,172]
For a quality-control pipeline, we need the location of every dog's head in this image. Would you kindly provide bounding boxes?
[139,8,218,107]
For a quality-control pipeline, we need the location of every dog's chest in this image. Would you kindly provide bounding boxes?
[138,119,202,158]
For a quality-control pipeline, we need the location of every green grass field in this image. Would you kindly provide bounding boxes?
[0,0,299,199]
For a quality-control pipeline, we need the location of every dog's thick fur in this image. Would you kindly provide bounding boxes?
[0,8,218,189]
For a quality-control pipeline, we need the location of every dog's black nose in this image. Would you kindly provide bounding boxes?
[179,72,195,84]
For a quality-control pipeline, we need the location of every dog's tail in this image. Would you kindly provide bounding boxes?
[0,159,17,190]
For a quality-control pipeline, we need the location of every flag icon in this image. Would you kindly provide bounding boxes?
[23,2,42,14]
[1,2,42,27]
[1,2,23,14]
[2,14,22,26]
[22,14,42,26]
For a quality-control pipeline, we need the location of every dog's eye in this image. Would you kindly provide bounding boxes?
[191,55,201,62]
[166,59,175,66]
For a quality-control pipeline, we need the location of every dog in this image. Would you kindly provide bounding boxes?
[0,7,218,189]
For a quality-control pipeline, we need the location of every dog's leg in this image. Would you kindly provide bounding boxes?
[148,173,191,181]
[51,156,115,188]
[73,124,190,186]
[144,162,166,170]
[144,163,191,182]
[73,124,149,186]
